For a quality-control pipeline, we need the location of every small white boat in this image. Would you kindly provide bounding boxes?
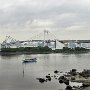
[23,58,37,63]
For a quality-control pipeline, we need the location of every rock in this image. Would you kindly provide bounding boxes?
[71,77,75,81]
[58,76,69,85]
[54,70,59,74]
[58,76,67,80]
[58,76,65,80]
[64,80,69,85]
[46,75,51,81]
[46,75,51,78]
[65,85,72,90]
[59,80,63,83]
[82,83,90,87]
[79,69,90,77]
[69,69,77,76]
[72,69,77,72]
[48,77,51,81]
[37,78,45,83]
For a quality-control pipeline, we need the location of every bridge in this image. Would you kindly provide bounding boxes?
[1,30,90,49]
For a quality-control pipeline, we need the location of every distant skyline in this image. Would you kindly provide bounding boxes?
[0,0,90,42]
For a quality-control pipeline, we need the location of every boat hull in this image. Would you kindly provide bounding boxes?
[23,58,37,63]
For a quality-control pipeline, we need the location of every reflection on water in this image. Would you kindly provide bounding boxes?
[0,53,90,90]
[22,61,37,78]
[23,67,24,78]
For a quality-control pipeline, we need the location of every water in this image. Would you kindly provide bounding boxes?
[0,53,90,90]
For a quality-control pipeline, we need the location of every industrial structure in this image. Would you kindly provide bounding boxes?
[1,30,90,50]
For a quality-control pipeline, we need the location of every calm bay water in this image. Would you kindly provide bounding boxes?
[0,53,90,90]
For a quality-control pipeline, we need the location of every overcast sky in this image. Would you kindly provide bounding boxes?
[0,0,90,42]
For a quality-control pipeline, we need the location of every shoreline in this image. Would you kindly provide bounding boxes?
[0,52,89,56]
[0,51,53,55]
[0,50,89,56]
[0,47,89,55]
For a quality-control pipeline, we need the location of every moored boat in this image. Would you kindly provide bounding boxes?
[23,58,37,63]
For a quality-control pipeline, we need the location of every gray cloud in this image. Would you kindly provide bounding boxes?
[0,0,90,42]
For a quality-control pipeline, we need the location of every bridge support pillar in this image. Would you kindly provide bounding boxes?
[55,40,56,49]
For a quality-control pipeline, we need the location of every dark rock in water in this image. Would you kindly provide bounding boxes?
[82,83,90,87]
[69,69,77,76]
[37,78,45,83]
[64,80,69,85]
[54,70,59,74]
[46,75,51,78]
[72,69,77,72]
[79,69,90,77]
[65,85,72,90]
[58,76,65,80]
[58,76,69,85]
[48,77,51,81]
[59,80,63,83]
[46,75,51,81]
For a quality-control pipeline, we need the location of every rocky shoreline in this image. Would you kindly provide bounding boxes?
[36,69,90,90]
